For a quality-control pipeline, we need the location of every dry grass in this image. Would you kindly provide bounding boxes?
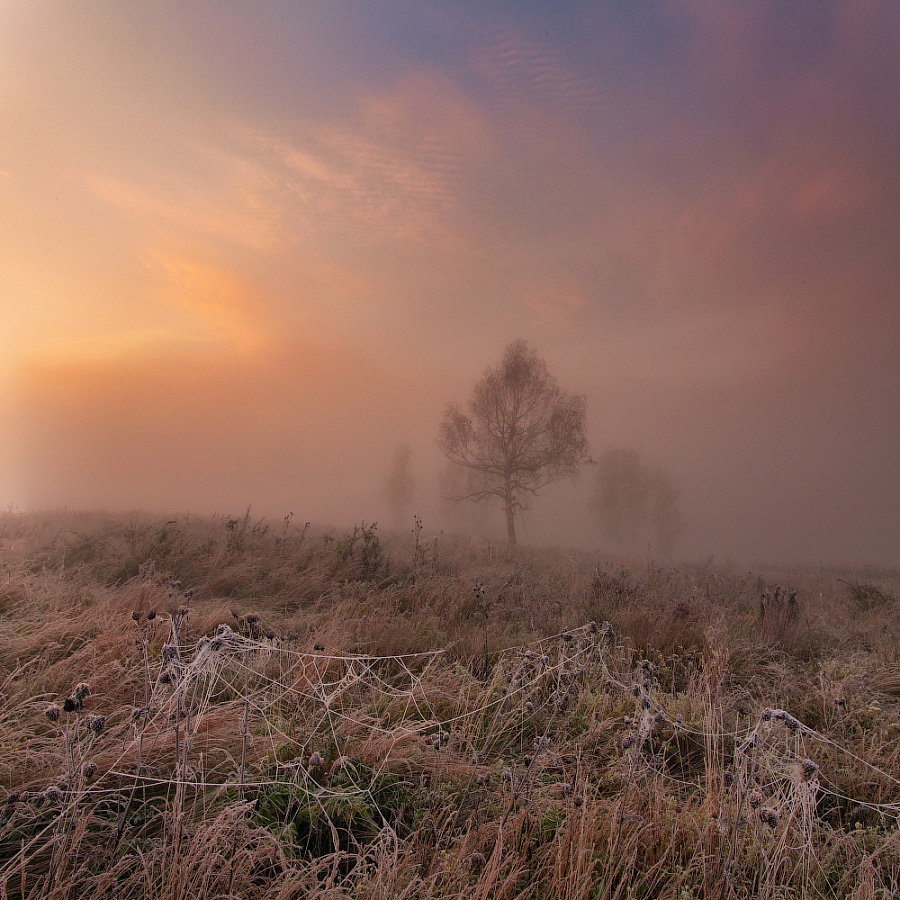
[1,510,900,899]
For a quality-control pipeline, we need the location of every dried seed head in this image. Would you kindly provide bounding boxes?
[45,704,61,723]
[308,751,324,769]
[724,771,734,787]
[131,706,149,723]
[74,683,90,701]
[524,701,534,714]
[245,613,260,625]
[561,782,572,794]
[215,623,233,637]
[43,787,64,804]
[146,610,157,621]
[83,762,97,779]
[784,714,800,732]
[131,610,142,622]
[86,714,105,736]
[209,638,223,651]
[621,734,634,750]
[523,755,533,766]
[162,644,178,662]
[573,794,584,807]
[758,807,780,829]
[501,769,511,782]
[749,791,763,809]
[176,605,190,618]
[470,852,486,869]
[431,733,442,749]
[632,685,642,697]
[159,671,172,684]
[589,621,599,634]
[441,730,450,745]
[561,632,573,642]
[183,588,194,600]
[63,696,80,713]
[800,759,819,781]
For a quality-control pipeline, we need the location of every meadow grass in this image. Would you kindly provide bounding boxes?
[1,510,899,899]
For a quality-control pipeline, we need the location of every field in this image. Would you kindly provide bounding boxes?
[1,510,900,899]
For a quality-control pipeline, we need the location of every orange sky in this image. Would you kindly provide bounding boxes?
[2,2,899,563]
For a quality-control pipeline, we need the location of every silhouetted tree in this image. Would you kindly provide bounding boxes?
[437,340,589,545]
[650,469,683,557]
[591,448,684,556]
[383,444,415,531]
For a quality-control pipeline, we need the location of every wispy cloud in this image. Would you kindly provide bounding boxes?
[89,170,280,252]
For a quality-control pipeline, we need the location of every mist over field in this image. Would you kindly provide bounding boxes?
[2,2,900,566]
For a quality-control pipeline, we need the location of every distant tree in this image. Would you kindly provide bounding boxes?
[649,469,684,557]
[591,448,684,556]
[437,340,589,545]
[383,444,415,531]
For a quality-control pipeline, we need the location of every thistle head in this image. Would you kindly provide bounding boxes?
[86,714,105,737]
[800,759,819,781]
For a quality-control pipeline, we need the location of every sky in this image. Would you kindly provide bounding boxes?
[2,1,899,564]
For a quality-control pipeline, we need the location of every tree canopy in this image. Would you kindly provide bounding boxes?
[383,444,415,530]
[591,448,684,557]
[437,340,588,544]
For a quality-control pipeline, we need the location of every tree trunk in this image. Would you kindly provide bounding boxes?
[505,502,517,545]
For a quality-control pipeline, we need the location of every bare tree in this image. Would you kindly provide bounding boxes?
[591,448,684,556]
[591,449,651,549]
[437,340,588,545]
[383,444,415,531]
[650,469,684,557]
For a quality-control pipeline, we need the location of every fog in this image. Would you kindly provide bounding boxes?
[2,2,899,565]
